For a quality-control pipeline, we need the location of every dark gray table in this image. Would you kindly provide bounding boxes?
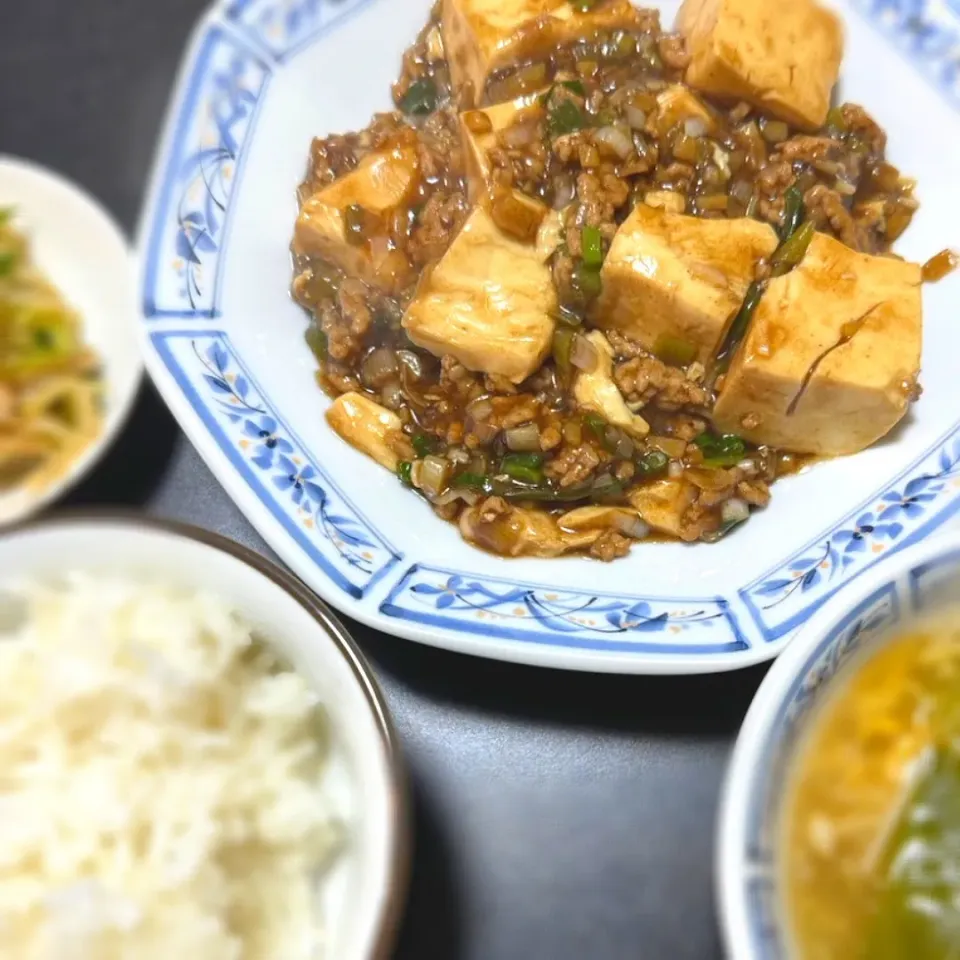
[3,3,770,956]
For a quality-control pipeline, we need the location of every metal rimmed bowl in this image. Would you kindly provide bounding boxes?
[717,529,960,959]
[0,513,409,960]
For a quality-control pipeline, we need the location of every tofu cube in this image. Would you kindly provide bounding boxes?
[594,205,778,365]
[460,90,544,202]
[461,95,559,247]
[293,142,419,290]
[326,392,411,472]
[442,0,648,105]
[402,206,556,383]
[628,479,697,539]
[712,232,922,456]
[677,0,843,130]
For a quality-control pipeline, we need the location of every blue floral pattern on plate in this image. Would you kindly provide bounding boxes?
[742,430,960,641]
[223,0,372,60]
[142,24,270,318]
[150,329,400,597]
[381,565,747,654]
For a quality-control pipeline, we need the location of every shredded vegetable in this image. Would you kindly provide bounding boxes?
[0,212,102,491]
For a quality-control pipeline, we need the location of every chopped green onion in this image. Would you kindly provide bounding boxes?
[770,220,815,277]
[779,185,805,242]
[501,452,545,484]
[400,77,439,116]
[559,78,586,96]
[540,79,587,103]
[453,472,648,506]
[573,261,603,299]
[396,460,413,486]
[702,516,746,542]
[343,204,369,245]
[411,433,438,458]
[499,481,591,503]
[694,432,746,467]
[641,45,662,71]
[554,304,584,328]
[592,107,617,127]
[591,474,624,502]
[714,281,763,374]
[304,325,328,362]
[451,472,587,503]
[653,333,698,367]
[547,99,585,137]
[583,412,608,442]
[825,106,847,135]
[582,416,623,456]
[452,471,487,491]
[609,31,637,59]
[637,450,669,475]
[553,326,576,382]
[503,453,544,469]
[714,199,814,374]
[581,225,603,268]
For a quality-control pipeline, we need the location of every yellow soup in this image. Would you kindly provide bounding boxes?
[781,614,960,959]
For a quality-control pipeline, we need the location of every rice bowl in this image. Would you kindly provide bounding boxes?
[0,515,408,960]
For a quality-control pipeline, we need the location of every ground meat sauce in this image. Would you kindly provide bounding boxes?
[290,3,923,561]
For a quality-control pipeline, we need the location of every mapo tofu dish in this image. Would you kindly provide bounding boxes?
[291,0,954,561]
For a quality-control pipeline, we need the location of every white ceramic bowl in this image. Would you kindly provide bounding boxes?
[717,529,960,959]
[0,515,409,960]
[137,0,960,673]
[0,157,141,524]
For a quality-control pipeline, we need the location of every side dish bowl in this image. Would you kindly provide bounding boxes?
[0,514,409,960]
[716,528,960,958]
[0,156,141,524]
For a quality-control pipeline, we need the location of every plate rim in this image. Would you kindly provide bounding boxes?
[135,0,960,674]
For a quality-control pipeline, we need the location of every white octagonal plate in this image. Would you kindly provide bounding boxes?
[138,0,960,673]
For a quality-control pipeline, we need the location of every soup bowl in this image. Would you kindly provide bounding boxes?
[717,527,960,958]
